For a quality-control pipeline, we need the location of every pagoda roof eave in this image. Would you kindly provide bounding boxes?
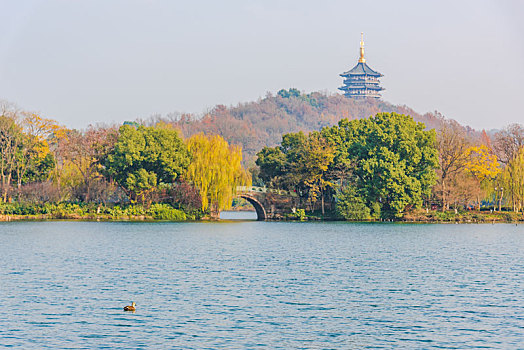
[340,62,383,77]
[340,72,384,78]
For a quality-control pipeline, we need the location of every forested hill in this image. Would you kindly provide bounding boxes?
[153,89,473,162]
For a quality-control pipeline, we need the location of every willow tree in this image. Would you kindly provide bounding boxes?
[185,134,251,217]
[500,146,524,212]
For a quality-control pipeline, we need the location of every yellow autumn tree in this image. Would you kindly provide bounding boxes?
[15,113,64,189]
[185,134,251,217]
[464,145,501,209]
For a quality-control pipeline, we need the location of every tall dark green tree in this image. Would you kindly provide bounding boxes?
[323,113,438,218]
[255,146,286,186]
[104,123,190,203]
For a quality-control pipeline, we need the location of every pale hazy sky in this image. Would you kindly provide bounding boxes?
[1,0,523,129]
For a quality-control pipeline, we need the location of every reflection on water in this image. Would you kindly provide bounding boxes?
[0,221,523,348]
[219,210,257,220]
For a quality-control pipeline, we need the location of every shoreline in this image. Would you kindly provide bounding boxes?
[1,213,522,224]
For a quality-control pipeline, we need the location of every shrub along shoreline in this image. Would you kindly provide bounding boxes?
[282,208,523,223]
[1,203,522,223]
[0,202,199,222]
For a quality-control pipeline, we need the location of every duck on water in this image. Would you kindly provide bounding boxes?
[124,302,136,312]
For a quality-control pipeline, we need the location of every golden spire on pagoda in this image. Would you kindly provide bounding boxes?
[358,32,366,63]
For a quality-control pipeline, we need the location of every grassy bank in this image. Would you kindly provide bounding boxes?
[0,202,199,222]
[401,209,524,223]
[282,208,524,223]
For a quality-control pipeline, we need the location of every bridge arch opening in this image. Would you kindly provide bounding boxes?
[238,195,266,221]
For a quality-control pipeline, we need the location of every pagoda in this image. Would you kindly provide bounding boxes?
[339,33,384,99]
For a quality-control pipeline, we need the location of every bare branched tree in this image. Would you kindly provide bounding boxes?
[435,120,471,210]
[493,123,524,164]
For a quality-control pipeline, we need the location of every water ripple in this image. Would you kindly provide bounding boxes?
[0,221,523,348]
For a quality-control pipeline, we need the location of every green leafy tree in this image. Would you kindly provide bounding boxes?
[290,132,334,214]
[256,132,307,191]
[104,123,190,204]
[255,146,286,186]
[256,131,335,213]
[126,168,158,202]
[22,153,55,183]
[335,185,371,220]
[277,88,301,99]
[323,113,438,218]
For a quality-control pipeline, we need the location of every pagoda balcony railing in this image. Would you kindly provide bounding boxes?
[345,87,383,91]
[345,90,382,96]
[344,79,379,83]
[344,82,380,86]
[345,93,382,98]
[344,84,381,88]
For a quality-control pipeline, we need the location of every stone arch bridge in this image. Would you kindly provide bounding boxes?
[235,186,299,221]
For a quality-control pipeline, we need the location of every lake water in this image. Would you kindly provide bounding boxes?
[1,216,523,349]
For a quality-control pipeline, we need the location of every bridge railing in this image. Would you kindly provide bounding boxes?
[236,186,296,196]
